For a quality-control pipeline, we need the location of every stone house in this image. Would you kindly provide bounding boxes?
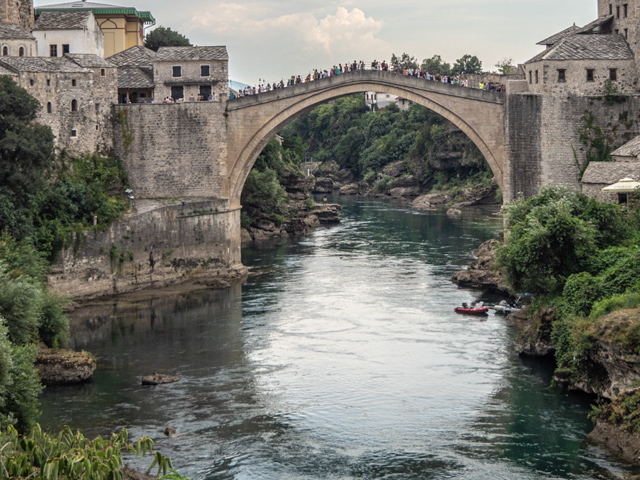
[32,11,104,58]
[582,160,640,201]
[0,23,36,56]
[106,44,155,103]
[35,1,155,58]
[153,46,228,101]
[0,54,117,155]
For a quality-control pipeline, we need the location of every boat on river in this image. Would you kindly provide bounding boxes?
[454,302,489,315]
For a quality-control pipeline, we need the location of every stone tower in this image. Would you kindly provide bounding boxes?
[0,0,34,30]
[598,1,640,59]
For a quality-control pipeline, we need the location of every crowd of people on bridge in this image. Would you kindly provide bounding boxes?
[231,59,506,99]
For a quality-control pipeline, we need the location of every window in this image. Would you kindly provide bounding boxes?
[50,44,57,57]
[62,44,69,54]
[72,79,76,87]
[610,68,618,81]
[70,129,77,137]
[625,28,629,38]
[624,4,628,17]
[529,70,532,84]
[609,3,613,15]
[95,125,99,130]
[535,70,539,84]
[100,68,105,76]
[95,103,100,112]
[615,29,619,35]
[200,65,210,76]
[617,5,620,18]
[46,79,50,86]
[1,46,6,56]
[29,79,34,86]
[18,47,24,57]
[586,69,595,82]
[171,85,184,100]
[71,99,78,111]
[46,102,52,113]
[172,66,182,78]
[557,69,566,83]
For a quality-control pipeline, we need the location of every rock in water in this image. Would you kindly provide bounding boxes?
[164,427,176,437]
[142,373,181,385]
[35,344,96,384]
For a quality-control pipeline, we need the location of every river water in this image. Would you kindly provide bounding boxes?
[40,196,639,479]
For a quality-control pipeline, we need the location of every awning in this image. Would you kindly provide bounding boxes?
[602,178,640,192]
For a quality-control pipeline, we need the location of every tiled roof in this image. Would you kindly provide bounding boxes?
[65,54,115,68]
[537,25,580,46]
[117,65,153,88]
[582,161,640,184]
[526,34,633,63]
[33,10,92,30]
[155,46,228,61]
[0,64,17,76]
[612,135,640,158]
[36,2,155,24]
[0,24,35,40]
[0,56,89,73]
[106,45,156,67]
[575,15,614,34]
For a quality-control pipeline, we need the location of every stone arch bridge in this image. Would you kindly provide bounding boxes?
[225,70,505,209]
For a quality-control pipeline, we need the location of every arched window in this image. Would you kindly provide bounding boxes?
[2,47,7,56]
[47,102,52,113]
[71,99,78,112]
[18,46,24,57]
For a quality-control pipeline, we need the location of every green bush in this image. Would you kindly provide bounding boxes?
[0,424,186,479]
[562,272,607,317]
[590,291,640,320]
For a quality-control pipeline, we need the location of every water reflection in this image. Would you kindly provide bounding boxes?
[39,197,639,479]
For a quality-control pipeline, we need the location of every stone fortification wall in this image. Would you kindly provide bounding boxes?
[504,91,640,200]
[113,102,227,199]
[48,200,245,300]
[0,0,34,29]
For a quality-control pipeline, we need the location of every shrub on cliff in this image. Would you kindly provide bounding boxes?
[497,186,635,295]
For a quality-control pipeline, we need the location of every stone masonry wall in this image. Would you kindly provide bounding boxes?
[540,94,640,190]
[48,200,245,300]
[113,102,227,199]
[504,92,640,201]
[504,93,543,201]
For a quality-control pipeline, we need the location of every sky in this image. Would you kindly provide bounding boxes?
[35,0,598,86]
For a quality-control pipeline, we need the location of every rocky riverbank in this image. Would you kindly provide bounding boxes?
[512,304,640,465]
[450,239,509,293]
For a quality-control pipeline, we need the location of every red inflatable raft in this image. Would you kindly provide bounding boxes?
[454,305,489,315]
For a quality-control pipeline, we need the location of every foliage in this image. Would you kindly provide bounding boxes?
[144,26,192,51]
[451,54,483,75]
[596,390,640,433]
[0,319,41,432]
[589,291,640,321]
[390,53,419,71]
[494,57,515,74]
[574,111,613,182]
[421,55,451,75]
[0,424,183,480]
[0,236,69,348]
[603,78,627,104]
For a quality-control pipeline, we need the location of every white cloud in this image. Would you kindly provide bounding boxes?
[189,5,389,73]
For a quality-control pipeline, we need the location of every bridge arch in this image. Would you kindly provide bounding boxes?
[225,71,505,208]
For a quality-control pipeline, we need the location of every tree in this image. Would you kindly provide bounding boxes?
[144,26,192,51]
[494,57,515,74]
[451,54,483,75]
[390,53,419,72]
[421,55,451,75]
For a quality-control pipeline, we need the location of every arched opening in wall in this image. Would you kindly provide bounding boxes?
[18,46,24,57]
[234,86,504,238]
[71,99,78,112]
[2,46,7,56]
[47,102,52,113]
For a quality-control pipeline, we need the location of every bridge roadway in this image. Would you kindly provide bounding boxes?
[225,69,505,207]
